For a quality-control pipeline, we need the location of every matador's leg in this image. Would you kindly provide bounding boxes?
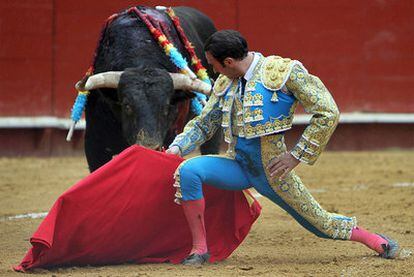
[266,170,356,239]
[173,155,252,264]
[232,134,356,239]
[258,135,399,257]
[174,155,252,202]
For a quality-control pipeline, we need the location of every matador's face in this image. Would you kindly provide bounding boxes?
[205,51,241,79]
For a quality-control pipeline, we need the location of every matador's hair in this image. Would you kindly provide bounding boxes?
[204,30,248,66]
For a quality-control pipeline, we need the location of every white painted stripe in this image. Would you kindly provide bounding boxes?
[0,117,85,129]
[392,182,414,187]
[293,113,414,124]
[2,212,48,222]
[0,113,413,129]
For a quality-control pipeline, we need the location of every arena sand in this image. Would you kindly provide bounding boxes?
[0,151,413,276]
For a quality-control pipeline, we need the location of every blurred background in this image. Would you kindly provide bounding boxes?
[1,0,413,156]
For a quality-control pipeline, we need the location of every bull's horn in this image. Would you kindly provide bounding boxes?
[80,71,124,91]
[169,73,211,95]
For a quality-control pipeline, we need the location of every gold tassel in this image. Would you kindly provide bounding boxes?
[271,91,278,102]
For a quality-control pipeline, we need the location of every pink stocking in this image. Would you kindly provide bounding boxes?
[181,198,208,255]
[350,226,388,254]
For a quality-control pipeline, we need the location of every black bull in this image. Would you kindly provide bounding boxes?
[82,6,221,172]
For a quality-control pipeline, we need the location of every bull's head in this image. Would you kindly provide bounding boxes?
[76,67,210,149]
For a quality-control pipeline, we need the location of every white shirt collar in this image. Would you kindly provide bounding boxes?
[243,52,261,82]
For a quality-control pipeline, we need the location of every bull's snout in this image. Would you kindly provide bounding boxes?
[146,144,161,150]
[135,130,161,150]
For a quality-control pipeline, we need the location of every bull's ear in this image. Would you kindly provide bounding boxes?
[171,90,194,104]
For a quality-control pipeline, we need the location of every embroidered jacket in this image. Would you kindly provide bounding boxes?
[170,54,339,165]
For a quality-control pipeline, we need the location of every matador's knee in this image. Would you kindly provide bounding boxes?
[173,159,205,204]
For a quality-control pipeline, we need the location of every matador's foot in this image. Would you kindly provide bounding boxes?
[378,234,400,259]
[181,252,210,265]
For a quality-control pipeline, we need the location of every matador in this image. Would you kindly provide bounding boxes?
[167,30,399,265]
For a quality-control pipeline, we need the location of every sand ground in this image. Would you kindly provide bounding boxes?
[0,150,413,276]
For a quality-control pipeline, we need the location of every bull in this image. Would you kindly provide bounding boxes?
[76,6,221,172]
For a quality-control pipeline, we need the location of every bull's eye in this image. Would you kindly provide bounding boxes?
[124,104,133,115]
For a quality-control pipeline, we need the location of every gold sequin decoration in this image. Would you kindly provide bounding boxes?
[271,91,278,102]
[261,56,295,91]
[213,74,232,96]
[286,64,340,165]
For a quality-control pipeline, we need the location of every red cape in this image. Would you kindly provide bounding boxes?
[14,146,261,271]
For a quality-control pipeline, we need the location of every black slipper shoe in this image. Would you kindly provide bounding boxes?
[181,252,210,265]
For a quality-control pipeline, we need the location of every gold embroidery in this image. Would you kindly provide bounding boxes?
[260,135,356,240]
[221,112,230,127]
[244,108,263,123]
[245,125,255,137]
[232,97,243,136]
[256,124,265,136]
[271,91,278,102]
[173,160,188,204]
[253,94,263,106]
[243,93,263,107]
[253,109,264,121]
[218,98,224,108]
[222,98,233,112]
[213,74,232,96]
[261,56,295,91]
[218,55,298,140]
[223,127,232,143]
[243,92,253,105]
[244,109,253,122]
[270,72,278,81]
[286,64,340,165]
[265,121,273,133]
[220,83,239,143]
[246,81,256,91]
[242,115,293,138]
[265,61,274,70]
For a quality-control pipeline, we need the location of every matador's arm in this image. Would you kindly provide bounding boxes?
[169,93,223,156]
[286,64,340,165]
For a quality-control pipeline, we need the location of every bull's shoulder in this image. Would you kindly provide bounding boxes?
[261,55,296,91]
[213,74,232,96]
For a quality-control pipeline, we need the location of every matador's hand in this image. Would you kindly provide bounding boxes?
[267,152,300,180]
[166,145,182,157]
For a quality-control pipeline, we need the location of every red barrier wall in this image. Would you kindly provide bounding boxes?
[0,0,53,116]
[1,0,413,117]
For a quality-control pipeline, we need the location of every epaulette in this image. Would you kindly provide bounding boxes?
[261,55,296,91]
[213,74,232,96]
